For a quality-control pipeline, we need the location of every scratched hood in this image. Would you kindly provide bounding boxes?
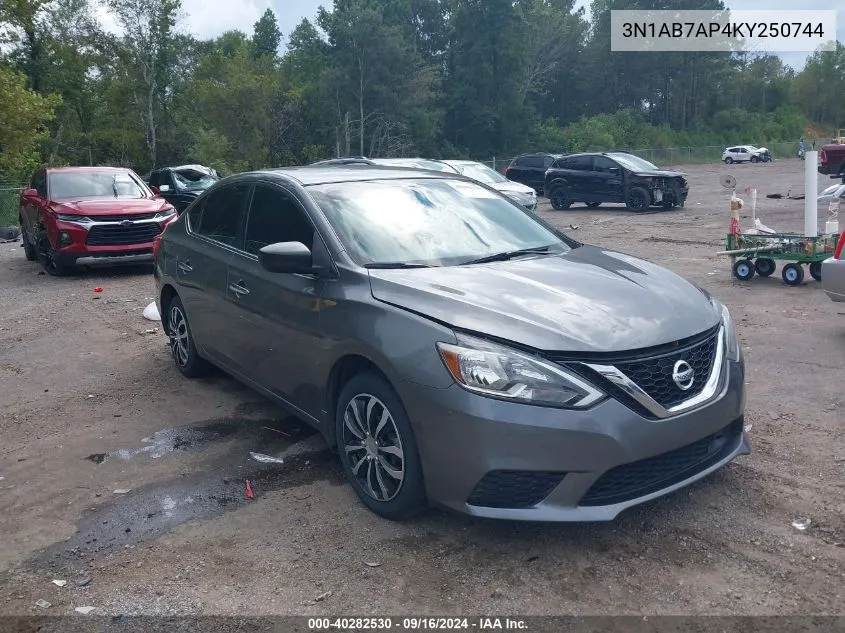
[51,198,171,216]
[368,246,720,352]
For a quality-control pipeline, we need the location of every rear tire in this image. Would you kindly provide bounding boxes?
[164,295,210,377]
[782,263,804,286]
[549,187,571,210]
[751,156,759,163]
[725,157,734,164]
[809,261,822,281]
[626,186,651,211]
[336,373,427,520]
[733,259,755,281]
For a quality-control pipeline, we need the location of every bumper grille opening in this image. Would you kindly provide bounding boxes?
[467,471,566,509]
[86,223,162,246]
[579,418,744,507]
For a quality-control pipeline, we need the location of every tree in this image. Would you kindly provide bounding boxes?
[0,64,60,182]
[252,8,281,59]
[106,0,181,169]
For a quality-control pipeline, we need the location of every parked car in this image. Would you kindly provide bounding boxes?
[821,232,845,302]
[544,152,689,211]
[442,160,537,211]
[311,157,460,174]
[19,167,177,275]
[818,182,845,210]
[154,165,747,522]
[504,153,565,193]
[722,145,770,164]
[146,164,220,213]
[818,143,845,176]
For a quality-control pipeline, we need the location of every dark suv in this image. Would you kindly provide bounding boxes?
[544,152,689,211]
[504,153,564,194]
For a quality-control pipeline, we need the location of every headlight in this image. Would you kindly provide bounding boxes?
[717,301,740,361]
[55,213,92,224]
[154,207,176,220]
[436,334,604,409]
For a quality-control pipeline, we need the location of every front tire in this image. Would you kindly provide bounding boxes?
[19,217,36,261]
[164,295,209,377]
[725,157,734,164]
[336,373,426,520]
[549,186,571,210]
[36,230,68,276]
[626,186,651,211]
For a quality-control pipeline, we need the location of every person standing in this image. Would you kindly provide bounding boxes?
[799,138,806,159]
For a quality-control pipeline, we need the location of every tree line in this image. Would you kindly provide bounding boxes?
[1,0,844,184]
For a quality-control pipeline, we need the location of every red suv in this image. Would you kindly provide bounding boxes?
[19,167,177,275]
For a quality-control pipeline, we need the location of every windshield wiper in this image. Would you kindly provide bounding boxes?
[365,262,434,269]
[460,246,555,266]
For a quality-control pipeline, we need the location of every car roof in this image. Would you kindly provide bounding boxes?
[250,166,463,186]
[46,166,135,173]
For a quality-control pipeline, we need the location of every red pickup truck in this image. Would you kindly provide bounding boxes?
[818,143,845,176]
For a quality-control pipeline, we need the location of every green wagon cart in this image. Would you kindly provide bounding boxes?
[720,232,839,286]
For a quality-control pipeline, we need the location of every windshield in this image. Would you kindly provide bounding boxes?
[451,162,508,184]
[49,171,148,200]
[607,154,660,172]
[308,178,566,267]
[173,170,217,191]
[372,159,458,173]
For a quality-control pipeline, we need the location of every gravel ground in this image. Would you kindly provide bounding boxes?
[0,159,843,618]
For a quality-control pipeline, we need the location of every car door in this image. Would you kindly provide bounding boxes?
[21,170,47,240]
[523,155,547,191]
[176,182,251,365]
[564,156,593,201]
[736,147,748,162]
[505,157,529,187]
[222,182,325,416]
[592,156,625,202]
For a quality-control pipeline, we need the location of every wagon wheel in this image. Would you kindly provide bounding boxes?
[782,263,804,286]
[809,262,822,281]
[733,259,755,281]
[754,258,776,277]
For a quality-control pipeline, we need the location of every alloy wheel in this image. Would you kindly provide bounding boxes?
[342,393,405,502]
[168,304,190,367]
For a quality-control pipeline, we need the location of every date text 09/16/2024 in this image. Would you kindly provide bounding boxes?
[308,617,529,630]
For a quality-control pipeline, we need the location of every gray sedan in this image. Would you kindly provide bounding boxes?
[154,166,748,521]
[822,234,845,302]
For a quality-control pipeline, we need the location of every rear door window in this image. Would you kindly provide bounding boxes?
[523,156,544,169]
[193,183,250,248]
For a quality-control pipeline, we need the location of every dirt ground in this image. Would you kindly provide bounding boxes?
[0,159,843,619]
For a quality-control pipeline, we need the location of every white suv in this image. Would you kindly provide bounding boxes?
[722,145,768,164]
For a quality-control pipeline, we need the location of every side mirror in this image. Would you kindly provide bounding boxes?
[22,188,38,199]
[259,241,314,274]
[158,184,171,193]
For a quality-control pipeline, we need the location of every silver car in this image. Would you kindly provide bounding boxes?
[443,160,538,211]
[822,234,845,302]
[155,166,748,522]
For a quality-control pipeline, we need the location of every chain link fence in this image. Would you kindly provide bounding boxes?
[478,142,802,173]
[0,185,25,227]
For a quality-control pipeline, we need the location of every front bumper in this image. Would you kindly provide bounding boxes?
[398,355,746,521]
[822,257,845,302]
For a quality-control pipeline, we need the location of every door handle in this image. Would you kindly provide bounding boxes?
[178,261,193,273]
[229,281,249,296]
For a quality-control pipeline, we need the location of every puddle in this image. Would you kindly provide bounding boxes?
[84,417,305,465]
[36,423,343,570]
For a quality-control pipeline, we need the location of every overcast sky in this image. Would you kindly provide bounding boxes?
[95,0,842,70]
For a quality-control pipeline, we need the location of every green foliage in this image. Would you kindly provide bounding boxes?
[0,63,60,182]
[252,9,281,59]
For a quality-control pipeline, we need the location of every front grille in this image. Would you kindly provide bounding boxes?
[87,212,159,222]
[612,332,718,409]
[579,418,743,507]
[466,471,566,509]
[86,223,162,246]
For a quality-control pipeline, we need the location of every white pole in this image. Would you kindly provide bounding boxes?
[805,151,818,237]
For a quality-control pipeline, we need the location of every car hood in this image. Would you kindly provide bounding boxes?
[51,198,172,216]
[631,170,687,179]
[489,180,535,196]
[368,246,720,353]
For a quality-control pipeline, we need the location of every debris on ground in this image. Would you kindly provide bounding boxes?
[262,425,297,438]
[364,561,382,568]
[313,590,332,603]
[87,394,95,399]
[792,518,812,531]
[568,224,579,230]
[74,606,96,615]
[143,302,161,321]
[142,328,158,335]
[245,480,255,499]
[249,452,285,465]
[292,490,312,501]
[708,269,721,276]
[35,599,51,609]
[766,193,783,199]
[51,580,67,587]
[0,226,21,242]
[112,489,131,494]
[73,576,91,588]
[93,287,103,293]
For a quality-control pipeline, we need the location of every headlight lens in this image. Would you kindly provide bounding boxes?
[436,334,604,408]
[55,213,92,224]
[717,301,740,361]
[154,207,176,220]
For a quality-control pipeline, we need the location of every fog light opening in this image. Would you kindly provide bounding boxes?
[59,231,72,246]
